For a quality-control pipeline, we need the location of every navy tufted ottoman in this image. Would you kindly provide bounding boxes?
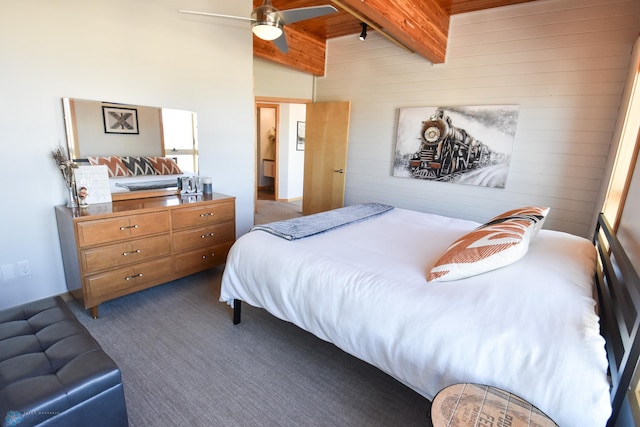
[0,296,128,427]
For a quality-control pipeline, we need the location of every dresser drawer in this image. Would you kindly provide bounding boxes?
[171,201,235,229]
[85,257,173,299]
[174,242,233,275]
[77,211,170,247]
[80,235,171,273]
[172,222,235,252]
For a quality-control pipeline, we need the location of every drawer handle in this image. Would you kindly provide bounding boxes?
[120,225,139,230]
[125,273,143,281]
[123,250,141,256]
[200,212,215,217]
[201,232,216,238]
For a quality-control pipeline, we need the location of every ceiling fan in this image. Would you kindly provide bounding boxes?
[179,0,338,53]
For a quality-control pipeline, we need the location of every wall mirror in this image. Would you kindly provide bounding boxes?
[62,97,198,172]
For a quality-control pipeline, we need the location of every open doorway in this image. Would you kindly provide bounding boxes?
[256,104,278,201]
[255,100,306,224]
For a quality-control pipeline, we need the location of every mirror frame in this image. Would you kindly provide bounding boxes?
[62,97,199,201]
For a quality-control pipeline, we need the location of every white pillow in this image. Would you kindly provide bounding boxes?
[428,206,550,282]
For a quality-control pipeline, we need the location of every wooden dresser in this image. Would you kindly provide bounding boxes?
[55,193,235,318]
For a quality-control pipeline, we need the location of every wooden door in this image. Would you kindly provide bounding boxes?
[302,101,351,215]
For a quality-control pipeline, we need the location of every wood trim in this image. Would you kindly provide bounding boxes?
[67,99,80,160]
[111,188,178,201]
[446,0,537,15]
[255,97,311,104]
[277,196,302,203]
[158,108,166,157]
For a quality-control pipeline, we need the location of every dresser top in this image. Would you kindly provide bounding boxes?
[56,192,234,219]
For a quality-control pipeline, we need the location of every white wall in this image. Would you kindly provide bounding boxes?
[277,103,306,200]
[316,0,640,237]
[254,58,314,99]
[0,0,255,309]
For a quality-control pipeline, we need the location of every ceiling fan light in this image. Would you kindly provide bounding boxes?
[252,22,283,41]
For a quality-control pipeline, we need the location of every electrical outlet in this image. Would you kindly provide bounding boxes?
[1,264,15,281]
[17,261,31,277]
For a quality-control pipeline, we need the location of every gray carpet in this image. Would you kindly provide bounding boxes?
[68,268,432,427]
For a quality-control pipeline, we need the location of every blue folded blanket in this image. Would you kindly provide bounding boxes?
[251,203,394,240]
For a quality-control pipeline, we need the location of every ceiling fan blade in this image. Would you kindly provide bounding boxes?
[280,5,338,25]
[178,10,254,22]
[273,32,289,53]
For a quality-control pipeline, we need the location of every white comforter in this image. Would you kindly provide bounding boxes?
[220,208,611,427]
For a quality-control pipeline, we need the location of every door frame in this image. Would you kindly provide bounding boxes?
[254,97,310,211]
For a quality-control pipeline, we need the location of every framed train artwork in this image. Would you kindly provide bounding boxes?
[393,105,519,188]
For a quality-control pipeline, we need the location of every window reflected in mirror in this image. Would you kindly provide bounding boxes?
[161,108,198,173]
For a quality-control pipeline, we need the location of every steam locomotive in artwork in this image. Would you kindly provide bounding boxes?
[410,109,492,180]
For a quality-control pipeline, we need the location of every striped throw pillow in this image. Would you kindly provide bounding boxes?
[146,157,182,175]
[87,156,130,177]
[120,156,158,176]
[488,206,550,237]
[428,207,549,282]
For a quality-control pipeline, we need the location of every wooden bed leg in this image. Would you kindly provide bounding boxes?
[233,299,241,325]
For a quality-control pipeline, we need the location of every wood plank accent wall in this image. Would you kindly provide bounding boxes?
[254,26,327,76]
[314,0,640,237]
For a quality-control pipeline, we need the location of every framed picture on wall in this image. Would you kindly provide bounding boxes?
[393,104,519,189]
[102,106,139,134]
[296,121,305,151]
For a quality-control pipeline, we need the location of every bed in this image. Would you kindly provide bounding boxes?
[220,205,640,427]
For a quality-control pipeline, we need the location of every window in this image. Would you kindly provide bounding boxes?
[602,40,640,229]
[601,36,640,424]
[162,108,198,173]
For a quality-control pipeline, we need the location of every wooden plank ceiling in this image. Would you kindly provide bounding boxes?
[253,0,538,76]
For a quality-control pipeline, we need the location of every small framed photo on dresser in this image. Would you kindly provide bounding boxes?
[74,165,112,205]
